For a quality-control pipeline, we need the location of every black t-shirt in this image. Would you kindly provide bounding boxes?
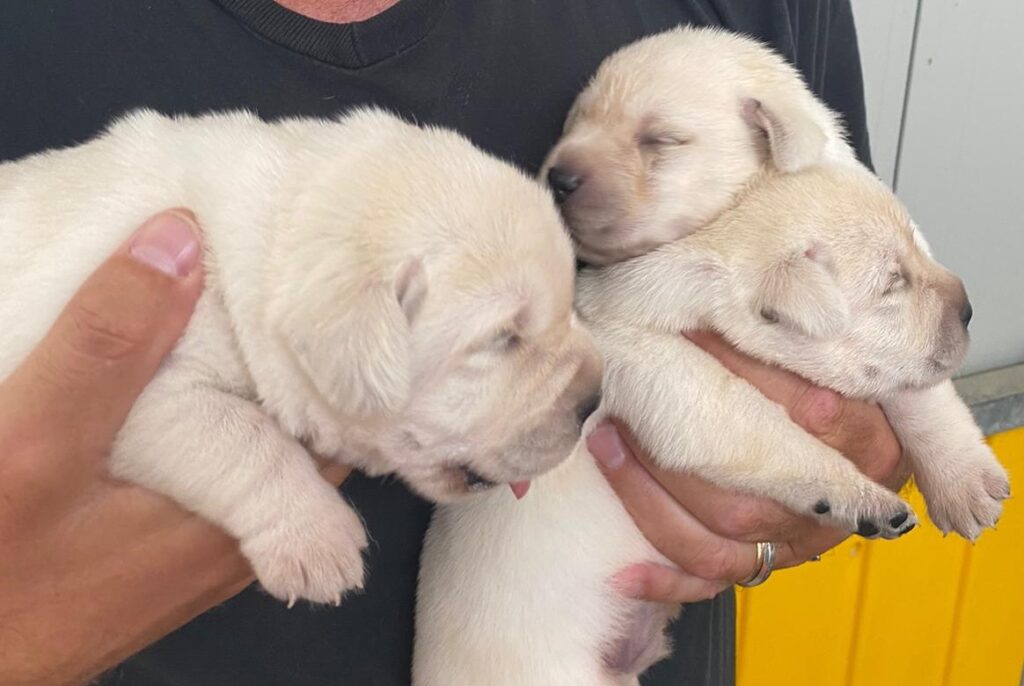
[0,2,871,684]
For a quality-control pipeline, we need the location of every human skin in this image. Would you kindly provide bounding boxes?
[0,211,349,686]
[274,0,400,23]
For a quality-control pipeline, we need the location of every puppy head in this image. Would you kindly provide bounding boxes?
[704,166,971,397]
[541,27,850,265]
[271,111,603,501]
[391,236,604,503]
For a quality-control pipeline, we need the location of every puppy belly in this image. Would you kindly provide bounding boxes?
[414,447,664,685]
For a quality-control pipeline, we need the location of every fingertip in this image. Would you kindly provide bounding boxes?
[126,210,202,279]
[9,210,206,440]
[318,461,353,487]
[611,564,649,599]
[587,420,631,472]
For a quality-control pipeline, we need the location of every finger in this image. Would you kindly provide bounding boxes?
[779,527,849,568]
[613,563,730,604]
[2,211,203,451]
[315,459,353,488]
[588,421,759,582]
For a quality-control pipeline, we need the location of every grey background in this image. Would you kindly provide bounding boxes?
[852,0,1023,376]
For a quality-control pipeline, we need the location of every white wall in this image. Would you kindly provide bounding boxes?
[852,0,1024,375]
[850,0,917,186]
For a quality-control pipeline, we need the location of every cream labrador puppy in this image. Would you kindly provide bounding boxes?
[414,28,1009,685]
[0,108,603,606]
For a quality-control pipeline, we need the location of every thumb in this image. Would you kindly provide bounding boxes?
[3,210,204,453]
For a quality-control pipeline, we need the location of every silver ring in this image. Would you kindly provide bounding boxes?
[737,541,776,587]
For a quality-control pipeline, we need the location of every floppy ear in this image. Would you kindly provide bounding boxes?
[282,258,428,417]
[742,97,827,173]
[754,245,849,339]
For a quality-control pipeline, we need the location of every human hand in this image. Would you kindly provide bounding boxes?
[588,331,909,604]
[0,211,350,686]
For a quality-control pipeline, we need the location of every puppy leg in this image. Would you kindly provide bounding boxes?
[111,379,367,605]
[600,327,917,538]
[883,381,1010,540]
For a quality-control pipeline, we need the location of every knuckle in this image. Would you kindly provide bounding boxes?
[877,436,903,474]
[65,298,150,362]
[841,404,903,483]
[717,501,763,539]
[868,431,905,484]
[691,539,738,580]
[792,386,844,435]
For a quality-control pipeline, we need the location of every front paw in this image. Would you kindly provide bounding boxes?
[920,446,1010,541]
[805,480,918,540]
[241,499,369,606]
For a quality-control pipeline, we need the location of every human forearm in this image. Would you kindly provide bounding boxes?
[0,502,251,686]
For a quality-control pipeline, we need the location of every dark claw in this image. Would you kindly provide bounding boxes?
[889,511,908,528]
[813,500,831,514]
[897,522,916,537]
[856,519,880,537]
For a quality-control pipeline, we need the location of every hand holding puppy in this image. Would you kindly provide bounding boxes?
[590,331,909,603]
[0,211,349,685]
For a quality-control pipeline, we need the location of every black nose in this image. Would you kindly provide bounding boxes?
[960,300,973,328]
[576,392,602,426]
[547,167,582,203]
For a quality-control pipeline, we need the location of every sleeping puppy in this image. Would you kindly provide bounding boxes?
[414,27,1009,685]
[0,108,603,606]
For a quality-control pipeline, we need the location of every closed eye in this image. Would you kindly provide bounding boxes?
[882,270,907,296]
[491,329,522,352]
[637,132,691,148]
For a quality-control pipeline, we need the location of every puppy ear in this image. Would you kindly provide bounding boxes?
[754,245,849,339]
[742,97,827,173]
[283,258,428,417]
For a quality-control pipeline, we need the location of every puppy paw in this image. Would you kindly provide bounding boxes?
[808,481,917,540]
[241,499,369,606]
[920,446,1009,541]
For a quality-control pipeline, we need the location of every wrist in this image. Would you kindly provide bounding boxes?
[0,517,251,686]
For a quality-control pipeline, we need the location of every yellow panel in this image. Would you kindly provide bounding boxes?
[846,486,969,686]
[945,429,1024,686]
[737,427,1024,686]
[736,537,867,686]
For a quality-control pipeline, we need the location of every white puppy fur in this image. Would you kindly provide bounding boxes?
[0,108,603,605]
[414,27,1010,685]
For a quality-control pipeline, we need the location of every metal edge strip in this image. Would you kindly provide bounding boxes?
[954,363,1024,436]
